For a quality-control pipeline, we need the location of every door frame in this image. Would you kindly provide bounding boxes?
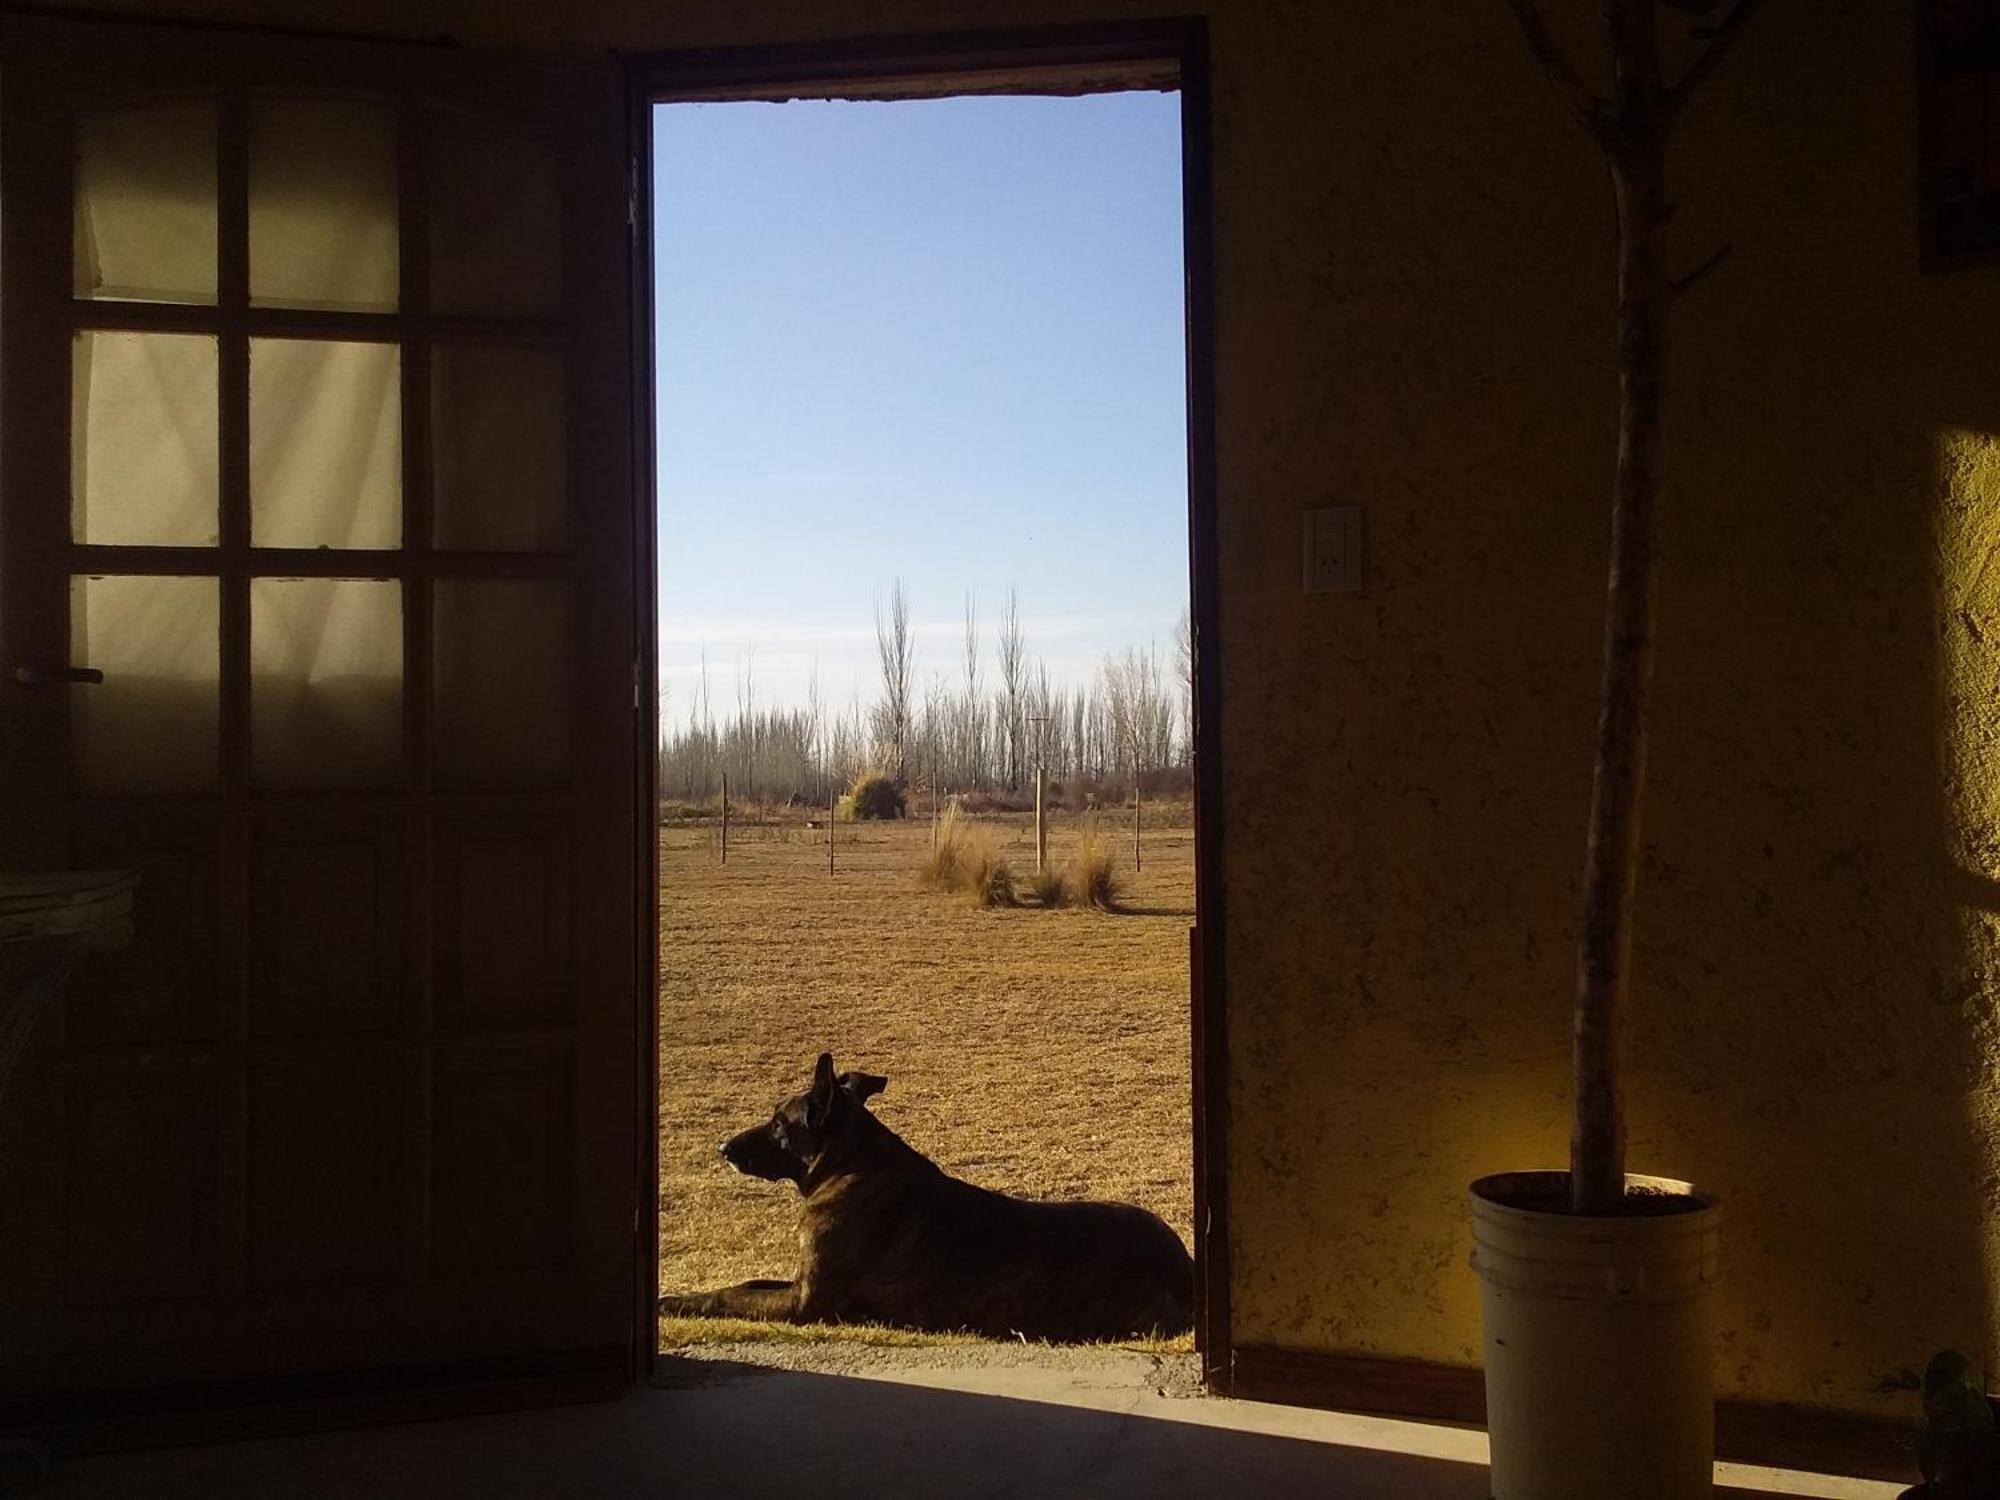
[626,15,1230,1388]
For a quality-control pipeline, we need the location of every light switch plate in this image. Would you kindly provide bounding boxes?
[1304,506,1363,594]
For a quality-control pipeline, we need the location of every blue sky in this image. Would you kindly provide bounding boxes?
[652,91,1187,717]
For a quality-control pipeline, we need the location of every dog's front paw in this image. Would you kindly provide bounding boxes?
[657,1292,706,1317]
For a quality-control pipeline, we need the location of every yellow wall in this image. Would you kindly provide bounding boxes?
[36,0,2000,1423]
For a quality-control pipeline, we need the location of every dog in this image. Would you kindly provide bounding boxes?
[658,1053,1193,1342]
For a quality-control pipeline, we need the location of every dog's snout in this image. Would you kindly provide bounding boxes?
[714,1121,806,1187]
[717,1138,731,1159]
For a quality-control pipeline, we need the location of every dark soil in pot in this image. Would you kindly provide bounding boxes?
[1475,1169,1715,1219]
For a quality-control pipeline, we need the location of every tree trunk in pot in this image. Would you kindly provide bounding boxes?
[1571,29,1670,1216]
[1503,0,1763,1217]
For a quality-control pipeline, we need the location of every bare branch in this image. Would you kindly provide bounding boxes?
[1502,0,1609,140]
[1669,241,1733,297]
[873,579,914,781]
[1665,0,1766,113]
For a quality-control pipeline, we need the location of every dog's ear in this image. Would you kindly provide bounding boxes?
[806,1052,838,1130]
[839,1071,888,1104]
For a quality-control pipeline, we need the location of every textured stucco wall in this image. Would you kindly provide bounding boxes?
[1214,1,2000,1421]
[1208,0,2000,1419]
[36,0,2000,1423]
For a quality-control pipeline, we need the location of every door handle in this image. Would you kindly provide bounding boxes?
[10,665,104,686]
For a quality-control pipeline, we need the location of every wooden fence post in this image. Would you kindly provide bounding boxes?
[1133,779,1142,874]
[721,772,730,865]
[1036,762,1047,873]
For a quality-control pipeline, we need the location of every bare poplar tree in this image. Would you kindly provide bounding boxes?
[920,672,947,794]
[998,587,1026,790]
[805,658,824,801]
[961,592,982,788]
[735,649,757,799]
[1503,0,1763,1214]
[1173,608,1194,768]
[668,676,684,804]
[1069,688,1087,785]
[829,691,865,789]
[1095,685,1115,781]
[874,579,915,782]
[695,646,713,799]
[1028,661,1056,776]
[1101,646,1171,788]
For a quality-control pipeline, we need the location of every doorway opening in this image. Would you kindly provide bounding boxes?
[636,26,1224,1369]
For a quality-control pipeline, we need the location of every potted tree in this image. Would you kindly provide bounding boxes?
[1470,3,1761,1495]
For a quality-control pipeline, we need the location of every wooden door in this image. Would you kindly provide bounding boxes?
[0,15,644,1406]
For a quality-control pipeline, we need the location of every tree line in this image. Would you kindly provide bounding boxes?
[658,582,1192,806]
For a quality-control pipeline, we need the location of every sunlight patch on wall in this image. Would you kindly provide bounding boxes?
[1933,423,2000,1374]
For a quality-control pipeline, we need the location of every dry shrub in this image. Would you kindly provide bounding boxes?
[841,771,905,821]
[919,802,1014,906]
[1027,864,1069,908]
[919,801,970,889]
[1069,833,1122,912]
[961,842,1017,909]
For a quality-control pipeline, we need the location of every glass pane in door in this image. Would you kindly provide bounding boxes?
[73,99,218,305]
[249,338,402,549]
[249,100,400,313]
[250,577,404,789]
[428,113,561,318]
[69,574,220,793]
[71,330,219,546]
[433,579,567,787]
[431,344,567,550]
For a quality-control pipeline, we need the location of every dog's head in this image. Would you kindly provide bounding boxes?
[719,1053,888,1187]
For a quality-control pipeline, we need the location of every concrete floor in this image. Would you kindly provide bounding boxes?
[47,1350,1907,1499]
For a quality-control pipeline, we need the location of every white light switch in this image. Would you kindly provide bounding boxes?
[1304,506,1363,594]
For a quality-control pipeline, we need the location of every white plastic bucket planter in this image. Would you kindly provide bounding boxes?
[1470,1170,1722,1500]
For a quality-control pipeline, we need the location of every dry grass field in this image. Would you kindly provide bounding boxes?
[657,804,1194,1328]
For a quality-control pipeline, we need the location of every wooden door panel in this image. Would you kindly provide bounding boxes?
[433,1042,575,1275]
[247,1057,405,1293]
[63,821,222,1050]
[435,818,574,1030]
[431,578,572,790]
[0,14,641,1409]
[64,1072,219,1304]
[425,113,565,321]
[249,818,405,1040]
